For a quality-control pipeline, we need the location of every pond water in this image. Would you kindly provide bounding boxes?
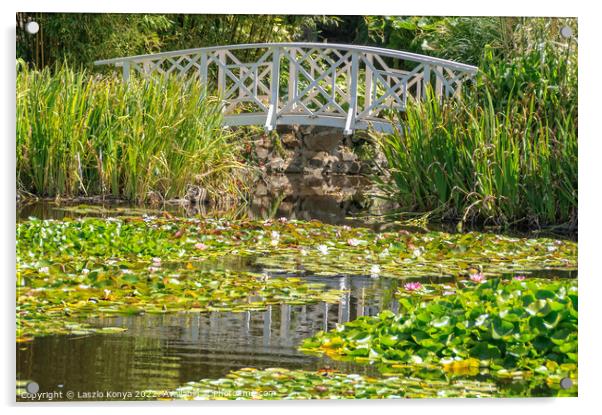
[17,174,384,228]
[16,267,575,399]
[17,274,404,396]
[16,177,577,400]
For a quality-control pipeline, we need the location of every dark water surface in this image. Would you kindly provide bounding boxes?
[17,174,385,228]
[17,275,404,397]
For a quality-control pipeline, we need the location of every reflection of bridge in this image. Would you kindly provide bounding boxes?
[95,43,478,135]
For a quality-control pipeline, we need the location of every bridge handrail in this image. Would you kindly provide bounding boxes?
[95,42,478,73]
[95,42,478,134]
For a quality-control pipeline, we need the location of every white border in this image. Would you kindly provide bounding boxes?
[2,1,600,414]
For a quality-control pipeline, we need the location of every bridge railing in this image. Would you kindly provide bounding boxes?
[95,43,478,134]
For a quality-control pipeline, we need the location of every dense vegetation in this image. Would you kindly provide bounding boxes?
[150,367,501,399]
[373,18,577,230]
[16,13,337,69]
[15,15,577,226]
[17,63,246,202]
[301,278,577,385]
[17,215,576,284]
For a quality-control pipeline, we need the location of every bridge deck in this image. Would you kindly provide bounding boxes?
[95,42,478,135]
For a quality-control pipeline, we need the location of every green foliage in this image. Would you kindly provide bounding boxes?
[361,16,509,66]
[149,367,499,399]
[374,18,577,229]
[17,13,173,69]
[300,278,577,395]
[17,63,247,202]
[17,217,576,283]
[17,259,343,338]
[17,13,339,69]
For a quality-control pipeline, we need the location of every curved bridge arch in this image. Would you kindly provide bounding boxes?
[95,43,478,135]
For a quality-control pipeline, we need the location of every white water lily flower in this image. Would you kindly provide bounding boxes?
[370,264,381,277]
[347,238,361,247]
[413,248,423,257]
[38,267,49,274]
[81,268,90,275]
[121,269,133,274]
[300,248,308,256]
[475,314,489,327]
[317,244,329,255]
[409,355,423,364]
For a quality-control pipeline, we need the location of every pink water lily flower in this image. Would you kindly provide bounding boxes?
[404,282,423,292]
[469,273,486,283]
[195,243,208,250]
[513,275,526,281]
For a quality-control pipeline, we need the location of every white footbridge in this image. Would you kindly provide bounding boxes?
[95,43,478,135]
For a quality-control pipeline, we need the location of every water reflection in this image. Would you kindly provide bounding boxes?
[17,174,385,227]
[17,275,400,399]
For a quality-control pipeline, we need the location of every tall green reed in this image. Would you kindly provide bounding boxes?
[17,62,247,202]
[374,22,577,230]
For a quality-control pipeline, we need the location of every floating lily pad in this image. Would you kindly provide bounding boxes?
[144,367,499,400]
[17,217,577,280]
[299,278,577,396]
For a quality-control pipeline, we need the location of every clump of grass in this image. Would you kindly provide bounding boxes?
[374,21,577,230]
[17,62,248,203]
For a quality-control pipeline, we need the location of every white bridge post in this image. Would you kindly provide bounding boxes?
[217,50,227,113]
[422,64,431,99]
[365,54,373,117]
[288,48,297,111]
[199,51,208,94]
[344,52,359,136]
[217,50,226,93]
[122,61,130,82]
[265,47,281,132]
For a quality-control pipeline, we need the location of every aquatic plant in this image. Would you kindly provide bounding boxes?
[17,217,577,281]
[374,19,577,230]
[147,367,499,400]
[16,63,248,202]
[299,278,577,395]
[17,259,344,339]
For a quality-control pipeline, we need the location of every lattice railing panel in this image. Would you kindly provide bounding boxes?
[96,43,478,134]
